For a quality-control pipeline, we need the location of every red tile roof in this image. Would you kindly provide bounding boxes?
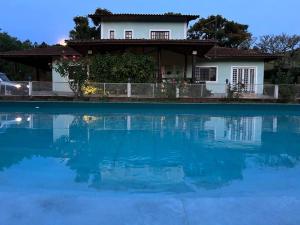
[0,46,80,57]
[66,39,216,46]
[205,46,278,60]
[0,44,278,61]
[89,13,199,23]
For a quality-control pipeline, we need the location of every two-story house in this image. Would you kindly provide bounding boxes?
[0,13,277,96]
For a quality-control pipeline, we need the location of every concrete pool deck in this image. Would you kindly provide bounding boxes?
[1,157,300,225]
[1,192,299,225]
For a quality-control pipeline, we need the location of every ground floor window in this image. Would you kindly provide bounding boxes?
[195,67,217,82]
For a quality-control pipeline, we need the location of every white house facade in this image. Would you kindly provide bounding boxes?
[0,13,277,96]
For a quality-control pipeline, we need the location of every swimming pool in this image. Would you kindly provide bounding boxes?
[0,102,300,225]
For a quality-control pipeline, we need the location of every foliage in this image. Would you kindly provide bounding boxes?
[69,8,112,40]
[69,16,99,40]
[82,84,98,95]
[81,83,108,97]
[54,57,88,97]
[89,52,155,83]
[274,68,296,101]
[226,83,246,99]
[255,34,300,55]
[188,15,251,48]
[255,34,300,84]
[90,8,113,26]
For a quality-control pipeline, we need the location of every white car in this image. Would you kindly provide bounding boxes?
[0,72,28,95]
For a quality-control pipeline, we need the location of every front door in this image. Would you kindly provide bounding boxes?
[232,67,256,93]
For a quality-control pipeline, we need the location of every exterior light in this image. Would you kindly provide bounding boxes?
[15,117,22,122]
[15,84,22,89]
[192,50,198,55]
[88,50,93,55]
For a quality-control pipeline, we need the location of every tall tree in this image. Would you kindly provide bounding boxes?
[188,15,251,48]
[90,8,112,26]
[255,34,300,84]
[255,34,300,55]
[69,8,112,40]
[69,16,99,40]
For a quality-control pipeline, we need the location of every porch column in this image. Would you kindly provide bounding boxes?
[191,50,197,83]
[184,54,188,80]
[35,67,40,81]
[157,47,162,82]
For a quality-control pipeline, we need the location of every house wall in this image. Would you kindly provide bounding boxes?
[51,56,265,95]
[186,60,265,95]
[101,21,187,39]
[52,60,72,93]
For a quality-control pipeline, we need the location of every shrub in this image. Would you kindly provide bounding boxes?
[89,52,156,83]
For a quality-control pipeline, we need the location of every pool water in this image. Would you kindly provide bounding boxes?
[0,102,300,225]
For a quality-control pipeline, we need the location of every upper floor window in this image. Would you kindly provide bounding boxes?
[109,30,115,39]
[195,67,217,82]
[125,30,133,39]
[151,31,170,40]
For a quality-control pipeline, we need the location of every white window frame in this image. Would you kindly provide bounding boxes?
[195,66,218,83]
[108,29,116,39]
[124,29,134,39]
[149,29,172,40]
[231,66,258,93]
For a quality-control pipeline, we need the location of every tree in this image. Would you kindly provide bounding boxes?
[54,57,88,97]
[69,8,112,40]
[255,34,300,55]
[69,16,99,40]
[90,8,112,26]
[188,15,251,48]
[255,34,300,83]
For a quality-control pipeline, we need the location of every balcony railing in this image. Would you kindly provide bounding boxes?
[0,81,300,100]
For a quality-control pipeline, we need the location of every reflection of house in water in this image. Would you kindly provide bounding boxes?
[53,115,75,142]
[99,165,185,190]
[51,114,266,145]
[1,112,300,192]
[204,117,263,145]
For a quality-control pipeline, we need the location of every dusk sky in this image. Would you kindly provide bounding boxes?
[0,0,299,44]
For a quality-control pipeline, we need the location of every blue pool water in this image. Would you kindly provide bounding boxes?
[0,102,300,225]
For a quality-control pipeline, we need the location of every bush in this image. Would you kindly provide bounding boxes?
[89,52,156,83]
[54,57,88,97]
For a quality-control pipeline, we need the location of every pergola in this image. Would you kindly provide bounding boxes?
[67,39,217,81]
[0,46,80,80]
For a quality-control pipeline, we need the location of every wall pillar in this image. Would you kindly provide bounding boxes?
[191,50,197,83]
[184,54,188,80]
[35,67,40,81]
[157,47,162,82]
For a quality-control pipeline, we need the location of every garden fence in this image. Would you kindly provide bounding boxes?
[1,81,300,100]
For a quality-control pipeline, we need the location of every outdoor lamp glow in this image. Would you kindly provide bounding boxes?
[15,84,22,89]
[15,117,22,122]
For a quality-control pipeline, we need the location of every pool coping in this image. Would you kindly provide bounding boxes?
[0,96,299,104]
